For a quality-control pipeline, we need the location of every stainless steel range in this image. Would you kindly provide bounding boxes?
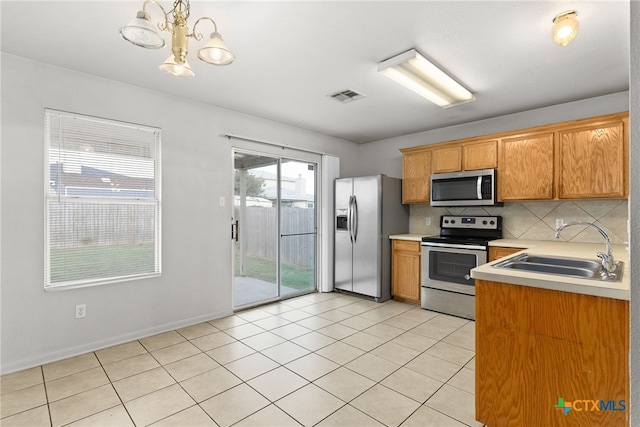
[421,215,502,320]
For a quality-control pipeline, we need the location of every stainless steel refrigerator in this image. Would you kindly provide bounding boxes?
[334,175,409,301]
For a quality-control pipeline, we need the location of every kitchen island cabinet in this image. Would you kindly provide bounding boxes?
[475,279,629,427]
[391,239,421,304]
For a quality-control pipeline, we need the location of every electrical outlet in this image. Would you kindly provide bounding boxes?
[75,304,86,319]
[556,218,565,229]
[426,217,431,226]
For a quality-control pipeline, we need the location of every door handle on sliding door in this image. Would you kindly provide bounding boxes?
[231,220,239,241]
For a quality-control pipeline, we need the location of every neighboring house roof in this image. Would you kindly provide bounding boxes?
[250,170,296,183]
[233,195,273,207]
[261,186,314,202]
[49,163,154,198]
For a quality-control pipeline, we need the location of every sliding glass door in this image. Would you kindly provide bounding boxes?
[233,151,317,308]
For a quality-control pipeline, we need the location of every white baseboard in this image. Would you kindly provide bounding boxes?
[0,310,233,375]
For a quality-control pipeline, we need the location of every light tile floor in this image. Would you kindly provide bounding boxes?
[0,292,484,427]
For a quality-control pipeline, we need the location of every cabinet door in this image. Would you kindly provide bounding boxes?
[499,133,554,200]
[432,146,462,173]
[402,150,431,204]
[391,240,421,303]
[488,246,522,261]
[463,140,497,170]
[557,120,626,199]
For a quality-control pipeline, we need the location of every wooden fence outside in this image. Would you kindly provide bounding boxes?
[48,202,156,247]
[49,204,314,269]
[238,207,315,268]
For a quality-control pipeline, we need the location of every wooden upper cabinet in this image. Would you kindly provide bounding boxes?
[499,133,554,201]
[431,140,497,173]
[399,113,628,204]
[463,140,497,170]
[432,146,461,173]
[557,118,627,199]
[402,150,431,204]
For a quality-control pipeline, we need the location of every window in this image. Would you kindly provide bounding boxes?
[45,110,161,289]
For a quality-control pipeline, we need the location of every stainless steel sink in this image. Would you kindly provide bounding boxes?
[493,253,623,282]
[508,254,601,270]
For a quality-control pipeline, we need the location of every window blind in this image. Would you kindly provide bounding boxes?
[45,110,161,289]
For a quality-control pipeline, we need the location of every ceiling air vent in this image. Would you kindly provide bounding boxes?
[329,89,366,104]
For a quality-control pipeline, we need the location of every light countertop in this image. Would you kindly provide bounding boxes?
[472,240,630,301]
[389,234,429,242]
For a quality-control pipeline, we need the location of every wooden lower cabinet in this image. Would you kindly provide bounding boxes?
[391,240,421,304]
[488,246,523,261]
[476,280,629,427]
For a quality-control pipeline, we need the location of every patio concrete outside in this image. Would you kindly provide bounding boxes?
[234,276,310,307]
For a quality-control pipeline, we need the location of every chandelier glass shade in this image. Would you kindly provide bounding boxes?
[159,55,195,77]
[119,0,234,77]
[552,11,579,46]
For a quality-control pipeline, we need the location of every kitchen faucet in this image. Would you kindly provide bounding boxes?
[554,221,618,276]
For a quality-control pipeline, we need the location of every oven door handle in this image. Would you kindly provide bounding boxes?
[477,176,483,200]
[421,242,487,251]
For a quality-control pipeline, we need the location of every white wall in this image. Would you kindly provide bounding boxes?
[0,53,360,374]
[628,1,639,424]
[357,91,629,179]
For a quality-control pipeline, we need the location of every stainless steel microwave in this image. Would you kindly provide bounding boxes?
[430,169,498,206]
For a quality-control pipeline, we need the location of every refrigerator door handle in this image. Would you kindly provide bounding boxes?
[348,195,354,243]
[352,195,358,243]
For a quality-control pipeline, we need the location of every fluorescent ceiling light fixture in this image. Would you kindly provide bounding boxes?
[552,10,579,46]
[378,49,475,108]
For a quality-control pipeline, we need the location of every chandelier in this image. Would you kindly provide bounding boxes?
[119,0,234,78]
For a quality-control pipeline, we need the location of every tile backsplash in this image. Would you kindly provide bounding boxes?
[410,200,629,245]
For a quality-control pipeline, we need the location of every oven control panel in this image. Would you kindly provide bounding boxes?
[440,215,500,230]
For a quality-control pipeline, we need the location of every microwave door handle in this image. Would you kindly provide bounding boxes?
[477,176,482,200]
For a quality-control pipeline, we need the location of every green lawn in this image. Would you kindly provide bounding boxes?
[51,244,313,291]
[50,243,155,284]
[235,255,315,290]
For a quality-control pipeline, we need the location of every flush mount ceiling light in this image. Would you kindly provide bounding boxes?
[378,49,475,109]
[552,10,579,46]
[119,0,234,78]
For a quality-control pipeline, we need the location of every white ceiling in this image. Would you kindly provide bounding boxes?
[0,1,630,143]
